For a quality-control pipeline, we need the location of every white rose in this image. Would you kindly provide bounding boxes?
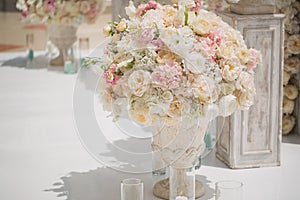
[185,52,206,74]
[191,75,217,103]
[128,70,151,97]
[236,71,255,93]
[61,17,72,25]
[282,115,296,135]
[284,56,300,74]
[103,24,112,36]
[125,1,137,19]
[29,13,40,23]
[178,0,195,8]
[112,98,128,118]
[168,99,191,117]
[221,82,235,95]
[221,64,242,82]
[141,9,164,29]
[287,34,300,54]
[219,94,238,117]
[283,71,291,86]
[284,84,299,100]
[80,1,91,14]
[218,41,236,59]
[161,91,173,103]
[282,97,295,115]
[162,5,178,26]
[160,28,194,57]
[16,0,27,10]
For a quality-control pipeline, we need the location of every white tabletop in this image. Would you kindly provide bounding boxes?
[0,52,300,200]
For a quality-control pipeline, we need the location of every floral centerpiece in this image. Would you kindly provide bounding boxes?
[16,0,103,27]
[16,0,104,66]
[87,0,261,199]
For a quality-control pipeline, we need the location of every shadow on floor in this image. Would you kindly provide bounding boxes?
[44,167,214,200]
[1,55,65,73]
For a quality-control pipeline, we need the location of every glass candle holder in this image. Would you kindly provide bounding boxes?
[78,37,90,67]
[63,46,78,74]
[152,151,166,176]
[26,33,35,68]
[215,180,243,200]
[169,166,195,200]
[121,178,143,200]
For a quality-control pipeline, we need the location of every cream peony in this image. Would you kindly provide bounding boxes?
[190,10,221,35]
[284,84,299,100]
[282,115,296,135]
[128,70,151,97]
[235,90,254,110]
[218,41,236,59]
[129,105,152,125]
[282,97,295,115]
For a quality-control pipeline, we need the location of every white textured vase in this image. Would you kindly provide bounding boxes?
[48,24,77,66]
[152,116,209,200]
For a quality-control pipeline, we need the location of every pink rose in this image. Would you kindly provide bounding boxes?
[247,48,261,69]
[45,0,55,12]
[22,10,29,17]
[104,64,120,85]
[139,28,154,44]
[151,38,165,51]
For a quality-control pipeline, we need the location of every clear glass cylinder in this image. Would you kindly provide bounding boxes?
[215,180,243,200]
[152,150,166,176]
[63,46,78,74]
[79,37,90,67]
[121,178,143,200]
[26,33,35,68]
[169,166,195,200]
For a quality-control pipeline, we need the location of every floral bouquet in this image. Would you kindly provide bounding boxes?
[16,0,103,27]
[88,0,261,127]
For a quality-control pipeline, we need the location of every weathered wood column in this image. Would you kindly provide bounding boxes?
[216,5,285,168]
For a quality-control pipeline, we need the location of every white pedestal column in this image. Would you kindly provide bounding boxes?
[216,13,285,168]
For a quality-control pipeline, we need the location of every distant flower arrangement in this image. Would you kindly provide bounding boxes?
[86,0,261,126]
[16,0,103,27]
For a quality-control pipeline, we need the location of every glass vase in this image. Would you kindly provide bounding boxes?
[48,24,77,66]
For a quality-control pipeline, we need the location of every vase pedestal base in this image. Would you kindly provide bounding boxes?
[49,55,64,66]
[153,178,205,199]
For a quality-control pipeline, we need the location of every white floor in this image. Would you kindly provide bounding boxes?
[0,52,300,200]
